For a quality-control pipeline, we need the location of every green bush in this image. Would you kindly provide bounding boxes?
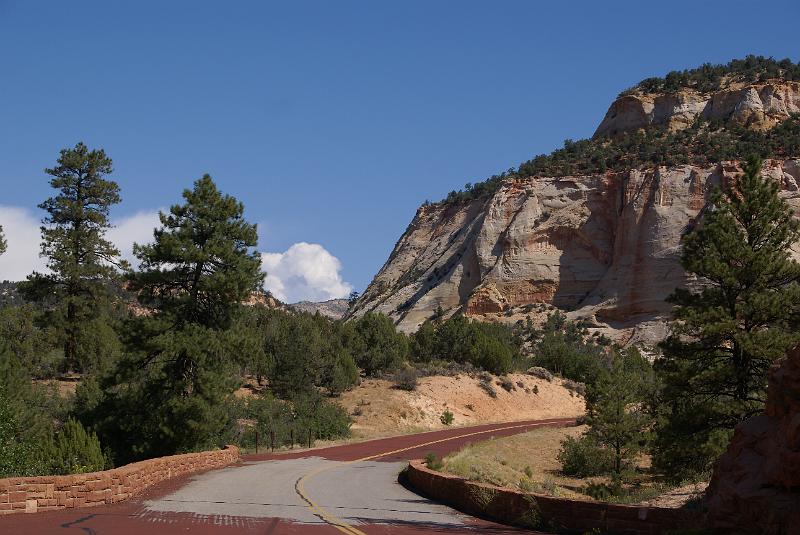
[410,315,519,375]
[231,392,351,451]
[50,418,106,474]
[0,388,48,478]
[557,435,614,477]
[440,410,454,426]
[351,313,409,376]
[424,452,443,470]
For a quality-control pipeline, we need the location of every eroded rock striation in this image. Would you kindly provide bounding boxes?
[351,78,800,344]
[706,346,800,534]
[351,159,800,345]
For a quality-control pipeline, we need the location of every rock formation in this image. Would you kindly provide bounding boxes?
[595,81,800,137]
[290,298,350,319]
[706,346,800,534]
[350,79,800,344]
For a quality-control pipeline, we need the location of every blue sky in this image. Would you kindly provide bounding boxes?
[1,1,798,301]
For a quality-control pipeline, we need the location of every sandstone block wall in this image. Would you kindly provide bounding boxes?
[405,460,702,534]
[0,445,239,515]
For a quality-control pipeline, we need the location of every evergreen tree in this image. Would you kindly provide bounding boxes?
[558,349,653,481]
[351,313,408,376]
[654,156,800,479]
[18,143,125,372]
[104,175,264,461]
[584,354,652,478]
[50,418,105,474]
[0,225,6,256]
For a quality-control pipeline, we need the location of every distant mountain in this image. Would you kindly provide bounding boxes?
[290,298,349,320]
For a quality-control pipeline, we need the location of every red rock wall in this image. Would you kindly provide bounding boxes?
[0,445,239,515]
[406,460,701,534]
[707,347,800,534]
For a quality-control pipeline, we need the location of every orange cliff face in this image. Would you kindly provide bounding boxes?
[349,159,800,345]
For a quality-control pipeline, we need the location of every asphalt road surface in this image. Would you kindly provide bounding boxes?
[2,418,574,534]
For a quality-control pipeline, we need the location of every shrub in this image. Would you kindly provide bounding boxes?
[424,452,443,470]
[352,313,409,376]
[499,377,515,392]
[0,388,48,477]
[479,377,497,398]
[51,418,106,474]
[393,368,419,391]
[440,410,454,426]
[562,379,586,397]
[527,367,553,382]
[557,435,614,477]
[583,480,621,501]
[231,392,351,451]
[524,465,533,478]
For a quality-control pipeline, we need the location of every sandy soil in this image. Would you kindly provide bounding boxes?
[643,481,708,508]
[339,372,585,438]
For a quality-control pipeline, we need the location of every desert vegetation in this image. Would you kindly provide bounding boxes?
[434,155,800,504]
[0,144,581,478]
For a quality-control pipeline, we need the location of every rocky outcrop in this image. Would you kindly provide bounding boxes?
[290,298,349,319]
[594,81,800,137]
[706,347,800,534]
[350,160,800,344]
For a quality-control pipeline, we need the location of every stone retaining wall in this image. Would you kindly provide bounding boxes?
[0,445,239,515]
[406,459,704,534]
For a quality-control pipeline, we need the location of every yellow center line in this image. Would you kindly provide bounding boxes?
[294,419,572,534]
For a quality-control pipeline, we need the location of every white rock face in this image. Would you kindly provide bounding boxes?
[351,160,800,345]
[594,81,800,137]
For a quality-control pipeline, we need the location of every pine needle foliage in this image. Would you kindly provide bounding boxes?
[654,156,800,479]
[18,143,125,372]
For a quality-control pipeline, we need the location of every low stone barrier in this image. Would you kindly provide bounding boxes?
[0,445,239,515]
[405,459,704,534]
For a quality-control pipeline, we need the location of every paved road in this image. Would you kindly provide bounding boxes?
[1,418,574,534]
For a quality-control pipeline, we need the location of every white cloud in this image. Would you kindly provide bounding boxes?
[261,242,353,303]
[0,206,47,281]
[0,207,354,304]
[0,206,163,281]
[107,210,162,268]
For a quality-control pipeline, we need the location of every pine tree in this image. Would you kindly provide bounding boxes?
[18,143,125,372]
[114,175,264,459]
[50,418,105,474]
[654,156,800,479]
[584,354,652,478]
[0,225,6,256]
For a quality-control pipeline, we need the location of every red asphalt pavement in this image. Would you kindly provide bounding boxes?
[0,418,574,535]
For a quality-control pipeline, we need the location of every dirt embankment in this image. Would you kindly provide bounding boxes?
[339,372,585,438]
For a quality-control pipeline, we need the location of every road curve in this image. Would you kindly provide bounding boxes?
[1,418,574,535]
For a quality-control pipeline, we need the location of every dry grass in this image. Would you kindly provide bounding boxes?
[440,424,591,499]
[439,426,707,507]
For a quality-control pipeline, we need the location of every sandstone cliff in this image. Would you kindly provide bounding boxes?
[351,75,800,344]
[595,80,800,137]
[351,160,800,345]
[706,346,800,534]
[290,298,349,320]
